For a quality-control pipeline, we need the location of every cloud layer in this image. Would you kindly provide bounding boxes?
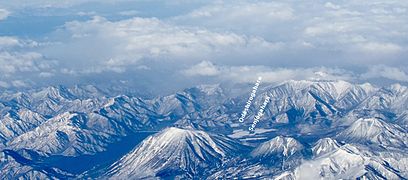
[46,16,276,74]
[0,9,9,20]
[0,0,408,91]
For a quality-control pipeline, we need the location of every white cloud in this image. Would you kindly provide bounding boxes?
[173,1,295,37]
[304,22,355,37]
[180,2,294,21]
[182,61,220,76]
[11,80,29,87]
[38,72,54,78]
[61,68,76,75]
[301,1,407,54]
[361,65,408,82]
[325,2,341,10]
[77,11,97,16]
[46,16,277,74]
[175,0,408,59]
[0,9,10,20]
[0,51,55,76]
[356,42,403,54]
[0,0,124,9]
[182,62,355,83]
[0,36,40,49]
[118,10,139,16]
[0,36,20,47]
[1,0,408,91]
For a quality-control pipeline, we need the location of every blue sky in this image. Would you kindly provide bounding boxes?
[1,0,408,93]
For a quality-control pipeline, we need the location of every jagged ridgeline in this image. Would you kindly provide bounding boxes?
[0,81,407,179]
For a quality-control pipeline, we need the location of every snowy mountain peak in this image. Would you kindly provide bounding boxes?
[390,83,408,93]
[1,81,408,179]
[279,80,315,90]
[151,127,225,155]
[32,86,73,101]
[105,127,244,178]
[104,95,129,107]
[312,138,341,157]
[274,80,373,100]
[359,82,376,92]
[337,118,408,148]
[194,84,223,95]
[69,84,104,99]
[251,136,303,158]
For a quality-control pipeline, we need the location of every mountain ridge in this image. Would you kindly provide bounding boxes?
[0,80,407,179]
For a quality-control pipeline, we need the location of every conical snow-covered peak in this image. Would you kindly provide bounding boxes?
[341,118,390,138]
[312,138,341,157]
[337,118,408,148]
[251,136,303,159]
[141,127,226,156]
[105,127,244,179]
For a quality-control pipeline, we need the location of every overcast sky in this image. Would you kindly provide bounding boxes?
[1,0,408,94]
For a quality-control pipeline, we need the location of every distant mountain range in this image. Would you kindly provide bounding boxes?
[0,80,407,179]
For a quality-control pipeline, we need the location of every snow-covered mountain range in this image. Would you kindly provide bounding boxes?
[0,80,407,179]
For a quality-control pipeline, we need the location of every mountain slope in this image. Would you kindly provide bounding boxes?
[294,143,405,179]
[311,137,341,157]
[0,149,73,179]
[0,106,46,145]
[7,112,121,156]
[103,127,247,179]
[337,118,408,148]
[251,136,303,160]
[0,81,407,179]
